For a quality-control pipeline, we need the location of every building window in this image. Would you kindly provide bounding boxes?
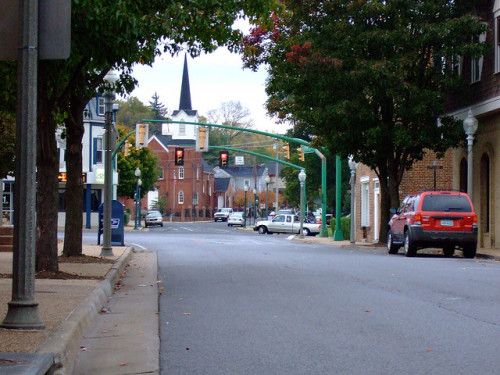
[179,123,186,135]
[244,179,250,188]
[451,55,462,76]
[360,179,370,227]
[178,190,184,204]
[179,166,184,179]
[94,138,103,164]
[203,182,205,194]
[496,15,500,73]
[472,28,486,82]
[98,97,105,116]
[196,166,199,180]
[158,167,164,180]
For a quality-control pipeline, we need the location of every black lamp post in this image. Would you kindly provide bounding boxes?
[298,169,306,238]
[253,188,257,225]
[101,70,118,257]
[134,167,141,230]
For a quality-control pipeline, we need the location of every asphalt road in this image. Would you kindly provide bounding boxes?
[86,222,500,375]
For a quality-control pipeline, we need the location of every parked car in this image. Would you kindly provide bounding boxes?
[144,211,163,227]
[387,191,477,258]
[214,208,233,222]
[227,212,244,227]
[254,214,321,236]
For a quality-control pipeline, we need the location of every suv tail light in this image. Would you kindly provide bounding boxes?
[472,214,478,229]
[413,214,422,225]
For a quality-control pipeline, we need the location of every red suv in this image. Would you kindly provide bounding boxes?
[387,191,478,258]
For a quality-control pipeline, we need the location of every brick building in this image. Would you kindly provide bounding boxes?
[354,151,453,244]
[353,2,500,249]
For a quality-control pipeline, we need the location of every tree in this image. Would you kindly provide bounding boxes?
[116,146,159,199]
[116,97,154,128]
[149,92,167,120]
[0,113,16,179]
[0,0,281,269]
[243,0,488,241]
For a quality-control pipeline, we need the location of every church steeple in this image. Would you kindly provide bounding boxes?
[179,54,192,111]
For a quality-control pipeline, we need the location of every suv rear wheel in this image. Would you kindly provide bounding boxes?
[443,245,455,257]
[404,230,416,257]
[387,230,399,254]
[462,243,477,259]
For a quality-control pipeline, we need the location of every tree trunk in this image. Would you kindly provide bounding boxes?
[378,154,402,244]
[36,62,59,272]
[62,96,86,256]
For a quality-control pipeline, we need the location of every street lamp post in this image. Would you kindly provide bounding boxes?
[137,179,142,228]
[133,168,141,230]
[243,185,248,228]
[463,109,478,197]
[298,170,306,238]
[265,174,270,220]
[101,70,119,257]
[348,156,358,244]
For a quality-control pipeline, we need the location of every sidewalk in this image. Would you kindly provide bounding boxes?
[292,235,500,260]
[0,240,157,374]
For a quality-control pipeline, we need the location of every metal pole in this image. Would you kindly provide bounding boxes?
[275,143,279,212]
[333,155,344,241]
[1,0,44,329]
[137,182,142,228]
[134,180,139,230]
[265,182,269,219]
[467,134,474,196]
[350,169,356,243]
[243,190,247,228]
[100,90,114,256]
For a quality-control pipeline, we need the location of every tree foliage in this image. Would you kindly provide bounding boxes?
[0,0,281,268]
[242,0,488,241]
[116,97,154,128]
[149,92,168,120]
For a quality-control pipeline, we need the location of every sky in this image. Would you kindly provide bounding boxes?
[126,48,289,133]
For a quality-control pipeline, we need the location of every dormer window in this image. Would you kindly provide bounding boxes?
[98,97,105,116]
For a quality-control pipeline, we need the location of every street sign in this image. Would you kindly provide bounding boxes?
[302,145,315,154]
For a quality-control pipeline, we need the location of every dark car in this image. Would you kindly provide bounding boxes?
[387,191,477,258]
[144,211,163,227]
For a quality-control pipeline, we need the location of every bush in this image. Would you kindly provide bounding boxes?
[124,211,130,226]
[329,216,350,239]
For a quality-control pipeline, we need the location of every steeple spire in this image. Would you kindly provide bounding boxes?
[179,54,192,111]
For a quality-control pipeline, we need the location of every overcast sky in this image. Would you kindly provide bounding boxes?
[127,48,289,133]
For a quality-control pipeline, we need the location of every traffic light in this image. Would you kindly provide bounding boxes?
[175,148,184,166]
[138,123,146,145]
[299,146,305,161]
[124,140,131,156]
[219,151,229,168]
[283,144,290,159]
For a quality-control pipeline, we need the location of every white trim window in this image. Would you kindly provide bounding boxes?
[472,27,486,82]
[98,97,105,116]
[178,190,184,204]
[179,166,184,179]
[158,167,164,180]
[179,123,186,135]
[360,178,370,227]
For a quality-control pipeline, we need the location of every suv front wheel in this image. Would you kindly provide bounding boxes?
[404,230,416,257]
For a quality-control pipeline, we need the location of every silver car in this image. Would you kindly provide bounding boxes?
[227,212,244,227]
[144,211,163,227]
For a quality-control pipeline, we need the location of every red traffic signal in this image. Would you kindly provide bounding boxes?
[219,151,228,168]
[175,148,184,166]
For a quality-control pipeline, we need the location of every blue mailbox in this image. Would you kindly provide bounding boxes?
[97,200,125,246]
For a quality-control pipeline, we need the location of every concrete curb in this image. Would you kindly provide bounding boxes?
[39,247,133,375]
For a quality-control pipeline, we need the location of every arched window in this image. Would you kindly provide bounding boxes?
[480,153,490,232]
[460,158,467,193]
[179,166,184,179]
[178,190,184,204]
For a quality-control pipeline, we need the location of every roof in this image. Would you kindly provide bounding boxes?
[221,165,267,178]
[202,159,214,174]
[261,161,283,176]
[215,178,230,191]
[172,109,198,117]
[154,134,195,147]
